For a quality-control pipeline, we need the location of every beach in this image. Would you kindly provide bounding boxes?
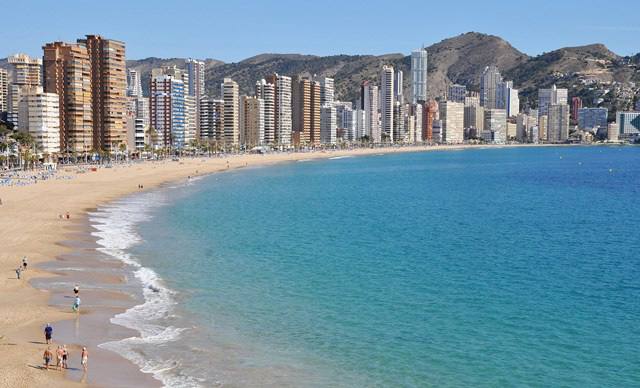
[0,144,467,387]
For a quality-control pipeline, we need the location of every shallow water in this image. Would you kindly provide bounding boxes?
[96,147,640,387]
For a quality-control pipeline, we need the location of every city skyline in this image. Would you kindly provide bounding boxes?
[1,0,639,62]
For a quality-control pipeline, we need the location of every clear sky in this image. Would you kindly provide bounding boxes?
[2,0,638,61]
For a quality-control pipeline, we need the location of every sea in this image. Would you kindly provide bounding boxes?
[89,146,640,387]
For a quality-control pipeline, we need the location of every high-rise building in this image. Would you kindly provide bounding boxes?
[439,101,464,143]
[615,112,640,140]
[380,65,395,142]
[361,81,379,142]
[17,88,60,154]
[127,69,142,97]
[320,105,337,144]
[578,107,608,131]
[7,53,43,127]
[538,115,548,141]
[393,101,406,142]
[571,97,582,122]
[516,113,537,143]
[411,48,428,103]
[315,76,334,107]
[0,69,8,113]
[394,70,404,104]
[255,79,275,145]
[335,101,355,141]
[43,41,93,153]
[448,84,466,103]
[483,109,507,143]
[464,105,484,137]
[125,114,145,151]
[150,74,185,148]
[547,103,570,142]
[410,103,423,143]
[240,95,264,147]
[265,74,292,147]
[79,35,127,151]
[538,85,568,117]
[184,95,197,146]
[354,108,366,140]
[423,100,438,142]
[199,96,223,142]
[221,78,239,146]
[496,81,519,117]
[480,65,503,109]
[292,77,311,146]
[186,59,205,137]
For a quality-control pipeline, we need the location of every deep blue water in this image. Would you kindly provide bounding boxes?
[119,147,639,387]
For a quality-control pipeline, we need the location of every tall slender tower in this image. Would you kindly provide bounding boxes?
[186,59,205,137]
[292,77,311,146]
[480,65,503,109]
[221,78,239,146]
[380,65,395,142]
[79,35,127,151]
[411,48,428,104]
[256,79,275,145]
[265,73,292,147]
[43,41,93,153]
[0,69,7,113]
[361,81,379,142]
[150,73,185,148]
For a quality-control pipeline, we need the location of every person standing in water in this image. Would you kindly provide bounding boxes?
[81,347,89,371]
[72,296,81,313]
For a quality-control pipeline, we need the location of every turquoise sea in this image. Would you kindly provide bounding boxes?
[92,146,640,387]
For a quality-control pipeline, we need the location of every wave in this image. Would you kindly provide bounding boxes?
[90,192,202,387]
[328,155,354,160]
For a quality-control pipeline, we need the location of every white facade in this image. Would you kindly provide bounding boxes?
[256,79,276,145]
[0,69,7,112]
[362,83,379,142]
[184,95,197,146]
[316,76,334,106]
[127,69,143,97]
[221,78,239,146]
[18,89,60,154]
[411,48,428,103]
[616,111,640,139]
[320,105,337,144]
[484,109,507,143]
[335,101,355,141]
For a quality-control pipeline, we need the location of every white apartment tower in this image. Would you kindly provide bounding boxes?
[127,69,142,97]
[186,59,205,136]
[320,105,337,144]
[538,85,568,117]
[17,88,60,154]
[361,82,380,142]
[439,101,464,144]
[316,76,334,106]
[380,65,395,142]
[411,48,428,103]
[256,79,276,145]
[0,69,7,113]
[7,53,42,127]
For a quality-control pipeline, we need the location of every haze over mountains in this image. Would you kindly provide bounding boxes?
[3,32,639,111]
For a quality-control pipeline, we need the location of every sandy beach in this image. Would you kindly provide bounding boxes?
[0,144,562,387]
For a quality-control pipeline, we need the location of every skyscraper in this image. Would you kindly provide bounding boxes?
[199,96,223,142]
[186,59,205,137]
[448,84,466,103]
[480,65,503,109]
[126,69,142,97]
[292,77,311,146]
[547,103,570,142]
[483,109,507,143]
[265,74,292,147]
[316,76,334,107]
[7,53,42,127]
[439,101,464,143]
[17,88,60,154]
[361,81,379,142]
[380,65,395,142]
[423,100,438,142]
[538,85,568,117]
[80,35,127,151]
[240,95,264,147]
[43,41,93,153]
[0,69,7,113]
[394,70,404,104]
[320,105,337,144]
[221,78,239,146]
[411,48,428,103]
[255,79,275,145]
[150,73,185,148]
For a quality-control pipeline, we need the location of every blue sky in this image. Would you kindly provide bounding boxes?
[2,0,638,61]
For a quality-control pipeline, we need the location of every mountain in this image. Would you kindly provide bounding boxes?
[2,33,638,113]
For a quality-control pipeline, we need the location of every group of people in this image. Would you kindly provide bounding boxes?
[57,212,71,220]
[15,256,27,279]
[41,285,88,372]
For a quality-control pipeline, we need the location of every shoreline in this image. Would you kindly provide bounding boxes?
[0,143,594,387]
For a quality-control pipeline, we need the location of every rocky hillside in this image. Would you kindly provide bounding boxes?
[2,32,638,113]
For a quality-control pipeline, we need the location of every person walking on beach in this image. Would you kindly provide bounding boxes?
[22,256,27,271]
[56,346,64,371]
[62,345,69,369]
[43,347,53,370]
[73,285,79,295]
[81,347,88,372]
[44,323,53,344]
[72,296,81,313]
[15,267,21,279]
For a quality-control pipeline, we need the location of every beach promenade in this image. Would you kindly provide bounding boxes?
[0,143,564,387]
